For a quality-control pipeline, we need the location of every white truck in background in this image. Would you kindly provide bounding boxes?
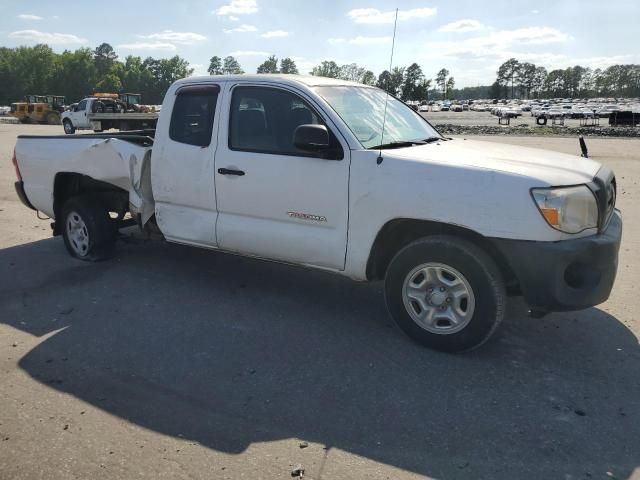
[62,97,159,134]
[13,75,622,352]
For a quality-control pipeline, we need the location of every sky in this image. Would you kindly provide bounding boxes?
[1,0,639,87]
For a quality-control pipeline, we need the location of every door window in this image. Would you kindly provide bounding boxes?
[229,86,340,158]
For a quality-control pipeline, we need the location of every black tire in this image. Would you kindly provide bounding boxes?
[46,112,61,125]
[63,119,75,134]
[61,195,116,262]
[384,235,505,353]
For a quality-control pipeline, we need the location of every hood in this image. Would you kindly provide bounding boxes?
[387,139,602,186]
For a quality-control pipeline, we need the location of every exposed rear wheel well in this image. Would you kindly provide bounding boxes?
[366,218,519,293]
[53,173,128,235]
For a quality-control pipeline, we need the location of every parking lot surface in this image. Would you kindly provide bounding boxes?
[1,125,639,479]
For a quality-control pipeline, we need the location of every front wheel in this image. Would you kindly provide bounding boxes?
[61,195,116,261]
[63,119,75,134]
[384,236,506,353]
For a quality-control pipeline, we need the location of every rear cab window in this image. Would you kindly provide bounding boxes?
[170,85,220,147]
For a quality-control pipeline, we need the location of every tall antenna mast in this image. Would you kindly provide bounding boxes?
[377,8,399,165]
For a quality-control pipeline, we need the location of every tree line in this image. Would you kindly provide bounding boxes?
[2,42,638,106]
[208,56,449,101]
[493,58,640,99]
[0,43,193,105]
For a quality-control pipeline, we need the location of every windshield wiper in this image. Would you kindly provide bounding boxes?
[422,137,444,143]
[368,140,427,150]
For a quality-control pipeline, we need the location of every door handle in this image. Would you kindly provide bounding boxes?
[218,168,245,176]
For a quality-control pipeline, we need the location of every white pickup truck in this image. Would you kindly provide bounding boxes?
[13,75,622,352]
[61,97,159,134]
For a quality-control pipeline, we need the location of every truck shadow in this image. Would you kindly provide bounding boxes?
[1,236,639,479]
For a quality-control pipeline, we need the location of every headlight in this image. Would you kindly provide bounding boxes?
[531,185,598,234]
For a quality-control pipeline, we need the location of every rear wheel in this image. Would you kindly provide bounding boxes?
[63,119,75,134]
[61,195,116,261]
[384,236,506,353]
[46,112,60,125]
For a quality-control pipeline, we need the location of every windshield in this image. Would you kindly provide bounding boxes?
[314,86,440,149]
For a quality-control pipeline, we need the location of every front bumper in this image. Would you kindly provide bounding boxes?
[14,181,36,210]
[492,210,622,312]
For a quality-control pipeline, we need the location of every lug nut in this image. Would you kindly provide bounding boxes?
[440,287,446,292]
[446,297,452,303]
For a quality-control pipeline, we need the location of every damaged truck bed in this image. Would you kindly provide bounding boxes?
[15,131,156,227]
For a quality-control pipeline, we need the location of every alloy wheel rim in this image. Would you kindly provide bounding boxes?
[402,262,476,335]
[66,211,89,256]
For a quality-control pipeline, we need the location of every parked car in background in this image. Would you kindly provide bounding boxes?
[596,105,622,117]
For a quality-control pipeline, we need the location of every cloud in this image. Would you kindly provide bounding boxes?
[223,24,257,33]
[214,0,258,16]
[329,36,391,46]
[8,30,87,44]
[426,26,572,60]
[347,7,437,24]
[190,63,208,75]
[117,42,177,51]
[17,14,43,21]
[260,30,289,38]
[228,15,240,21]
[138,30,206,44]
[438,19,484,33]
[229,50,269,57]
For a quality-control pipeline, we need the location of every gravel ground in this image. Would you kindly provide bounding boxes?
[1,124,639,480]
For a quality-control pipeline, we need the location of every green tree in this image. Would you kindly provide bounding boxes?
[361,70,376,85]
[376,70,393,93]
[414,78,432,100]
[93,42,118,78]
[435,68,449,99]
[208,56,223,75]
[402,63,424,101]
[280,57,299,74]
[445,77,455,99]
[96,73,123,92]
[496,58,520,99]
[531,66,547,98]
[257,55,279,74]
[223,56,244,75]
[51,47,98,102]
[311,60,340,78]
[516,62,537,98]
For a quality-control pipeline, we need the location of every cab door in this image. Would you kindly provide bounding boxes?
[152,83,223,247]
[72,99,91,128]
[214,84,350,270]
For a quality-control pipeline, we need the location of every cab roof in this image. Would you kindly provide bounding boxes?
[172,74,371,89]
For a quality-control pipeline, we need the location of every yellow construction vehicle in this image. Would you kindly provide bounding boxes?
[9,94,65,125]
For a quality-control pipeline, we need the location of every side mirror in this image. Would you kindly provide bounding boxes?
[293,124,329,152]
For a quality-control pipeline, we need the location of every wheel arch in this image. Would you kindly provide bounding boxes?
[366,218,519,292]
[52,173,128,235]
